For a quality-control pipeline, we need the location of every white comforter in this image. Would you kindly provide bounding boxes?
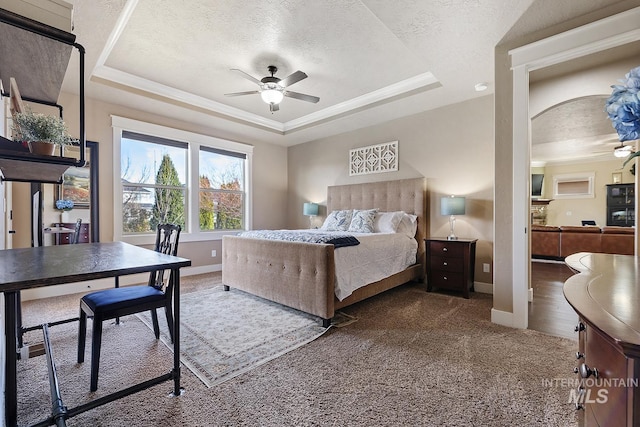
[302,230,417,301]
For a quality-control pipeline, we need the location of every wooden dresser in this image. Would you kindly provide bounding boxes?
[54,222,90,244]
[425,238,477,298]
[564,253,640,427]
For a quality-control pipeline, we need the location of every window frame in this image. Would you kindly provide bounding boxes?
[112,115,253,245]
[552,172,595,199]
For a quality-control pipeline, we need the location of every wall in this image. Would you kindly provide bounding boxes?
[541,159,633,226]
[288,95,495,285]
[11,92,289,287]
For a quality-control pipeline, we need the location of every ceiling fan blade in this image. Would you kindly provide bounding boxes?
[284,90,320,103]
[278,70,307,88]
[230,69,261,85]
[270,103,280,112]
[224,90,260,97]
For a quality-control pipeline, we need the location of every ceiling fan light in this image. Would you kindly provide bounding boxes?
[261,89,284,105]
[614,144,632,158]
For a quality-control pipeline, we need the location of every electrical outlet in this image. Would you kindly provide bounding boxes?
[211,250,217,257]
[483,263,490,273]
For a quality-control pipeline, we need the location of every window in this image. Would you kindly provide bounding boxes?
[121,131,188,234]
[199,147,246,231]
[112,116,253,244]
[552,172,595,199]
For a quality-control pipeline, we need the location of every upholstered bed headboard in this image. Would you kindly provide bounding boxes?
[326,177,427,266]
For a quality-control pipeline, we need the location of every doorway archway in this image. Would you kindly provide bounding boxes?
[509,7,640,329]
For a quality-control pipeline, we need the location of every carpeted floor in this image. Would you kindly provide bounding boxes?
[17,273,578,426]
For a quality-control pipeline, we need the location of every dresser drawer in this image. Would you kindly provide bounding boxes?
[429,270,464,290]
[430,255,464,272]
[428,241,464,257]
[583,325,628,427]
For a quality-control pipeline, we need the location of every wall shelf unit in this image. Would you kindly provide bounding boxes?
[0,6,85,184]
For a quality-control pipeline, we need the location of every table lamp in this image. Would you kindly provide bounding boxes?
[441,195,465,240]
[303,202,319,228]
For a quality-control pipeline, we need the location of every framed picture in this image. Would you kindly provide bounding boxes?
[56,141,97,209]
[612,172,622,184]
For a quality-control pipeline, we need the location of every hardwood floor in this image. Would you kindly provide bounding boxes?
[528,260,579,340]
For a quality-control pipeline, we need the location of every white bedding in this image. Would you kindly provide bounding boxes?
[301,229,417,301]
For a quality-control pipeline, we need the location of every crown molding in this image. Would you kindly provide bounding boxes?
[283,72,440,132]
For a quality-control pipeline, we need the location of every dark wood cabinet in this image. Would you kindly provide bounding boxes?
[54,222,90,244]
[565,253,640,426]
[425,238,477,298]
[606,183,634,227]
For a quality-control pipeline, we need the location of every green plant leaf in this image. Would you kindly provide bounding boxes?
[623,151,640,167]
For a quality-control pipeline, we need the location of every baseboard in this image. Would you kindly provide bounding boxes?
[474,281,493,294]
[21,264,223,301]
[531,258,564,264]
[491,308,514,327]
[528,287,534,302]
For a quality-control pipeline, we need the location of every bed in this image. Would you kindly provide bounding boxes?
[221,178,427,326]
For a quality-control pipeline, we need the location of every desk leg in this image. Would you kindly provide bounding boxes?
[172,268,181,396]
[5,291,18,427]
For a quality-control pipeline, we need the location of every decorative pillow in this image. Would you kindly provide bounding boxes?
[396,213,418,238]
[321,210,353,231]
[348,209,378,233]
[373,211,404,233]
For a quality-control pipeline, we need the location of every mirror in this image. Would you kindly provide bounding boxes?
[55,140,99,242]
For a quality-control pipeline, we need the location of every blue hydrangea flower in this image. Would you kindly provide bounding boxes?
[606,66,640,143]
[55,199,74,211]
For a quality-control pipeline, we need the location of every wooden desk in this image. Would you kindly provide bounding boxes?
[0,242,191,427]
[564,252,640,426]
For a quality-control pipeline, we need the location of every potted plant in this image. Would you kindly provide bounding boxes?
[12,107,77,155]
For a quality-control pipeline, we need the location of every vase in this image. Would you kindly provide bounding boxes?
[28,141,56,156]
[61,210,71,223]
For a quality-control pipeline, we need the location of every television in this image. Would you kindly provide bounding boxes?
[531,174,544,198]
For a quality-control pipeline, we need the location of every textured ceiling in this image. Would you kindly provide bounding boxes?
[54,0,636,150]
[532,96,621,163]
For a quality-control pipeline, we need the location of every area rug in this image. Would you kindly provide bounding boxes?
[136,285,347,387]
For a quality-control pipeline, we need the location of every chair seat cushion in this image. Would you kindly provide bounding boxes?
[82,285,165,313]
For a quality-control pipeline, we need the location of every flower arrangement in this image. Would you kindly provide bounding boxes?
[12,107,77,146]
[605,65,640,165]
[55,199,74,211]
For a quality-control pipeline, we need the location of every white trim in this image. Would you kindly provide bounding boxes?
[552,172,595,199]
[111,115,253,244]
[96,66,284,132]
[528,287,534,303]
[509,6,640,330]
[284,72,440,132]
[511,63,530,329]
[491,308,514,327]
[474,281,493,294]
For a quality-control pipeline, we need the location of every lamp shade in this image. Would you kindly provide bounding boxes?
[303,202,319,216]
[441,196,465,216]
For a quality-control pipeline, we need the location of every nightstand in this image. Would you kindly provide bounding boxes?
[425,238,477,298]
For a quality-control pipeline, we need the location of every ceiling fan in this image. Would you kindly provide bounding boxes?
[224,65,320,112]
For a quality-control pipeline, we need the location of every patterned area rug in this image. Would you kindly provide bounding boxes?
[136,286,350,387]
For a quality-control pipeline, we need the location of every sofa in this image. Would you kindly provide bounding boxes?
[531,225,634,259]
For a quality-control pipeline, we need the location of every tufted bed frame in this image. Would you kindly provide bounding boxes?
[221,178,427,326]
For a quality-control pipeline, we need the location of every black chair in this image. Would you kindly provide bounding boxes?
[72,218,83,244]
[77,223,181,391]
